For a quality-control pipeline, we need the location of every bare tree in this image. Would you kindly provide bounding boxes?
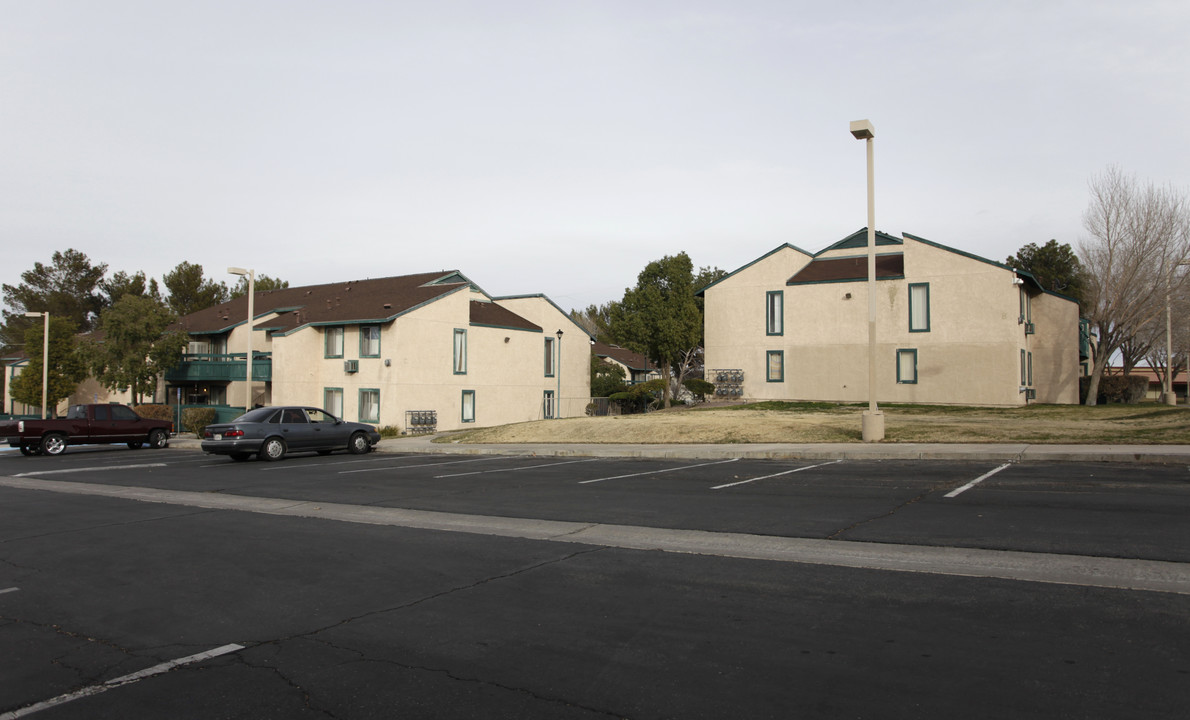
[1079,166,1190,405]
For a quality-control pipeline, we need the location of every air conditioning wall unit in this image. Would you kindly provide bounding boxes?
[344,359,359,373]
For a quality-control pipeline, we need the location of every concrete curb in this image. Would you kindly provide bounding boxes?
[165,435,1190,464]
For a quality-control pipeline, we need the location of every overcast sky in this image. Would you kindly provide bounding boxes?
[3,0,1188,316]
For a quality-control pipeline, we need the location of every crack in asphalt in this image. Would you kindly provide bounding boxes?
[825,485,941,540]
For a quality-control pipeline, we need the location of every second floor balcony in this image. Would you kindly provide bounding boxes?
[165,352,272,383]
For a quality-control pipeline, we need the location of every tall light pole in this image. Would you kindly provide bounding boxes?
[555,329,563,419]
[1168,260,1190,405]
[228,267,255,410]
[23,311,49,419]
[850,119,884,441]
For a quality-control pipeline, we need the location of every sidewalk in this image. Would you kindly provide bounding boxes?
[169,433,1190,464]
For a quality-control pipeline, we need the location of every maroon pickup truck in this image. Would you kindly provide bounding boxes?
[2,404,172,456]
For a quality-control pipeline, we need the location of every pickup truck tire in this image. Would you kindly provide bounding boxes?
[148,429,169,449]
[40,433,68,456]
[261,437,287,462]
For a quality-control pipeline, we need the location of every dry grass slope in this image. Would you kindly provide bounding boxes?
[442,402,1190,445]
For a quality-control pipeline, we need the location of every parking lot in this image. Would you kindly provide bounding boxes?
[2,446,1189,718]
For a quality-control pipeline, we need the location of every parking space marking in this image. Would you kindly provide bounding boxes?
[338,456,508,475]
[14,463,167,478]
[0,643,244,719]
[711,459,843,490]
[259,454,435,471]
[435,457,599,478]
[578,458,740,484]
[945,463,1012,498]
[0,587,18,595]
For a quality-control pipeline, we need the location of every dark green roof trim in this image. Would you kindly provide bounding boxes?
[695,243,814,296]
[814,228,902,255]
[470,322,544,333]
[423,270,491,298]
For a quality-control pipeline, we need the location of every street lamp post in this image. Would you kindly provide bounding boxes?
[850,119,884,441]
[227,267,255,410]
[555,329,563,419]
[23,311,49,419]
[1165,260,1189,405]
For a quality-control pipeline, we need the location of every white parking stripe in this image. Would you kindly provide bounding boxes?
[945,463,1012,498]
[14,463,167,478]
[0,587,18,595]
[0,644,244,719]
[435,458,599,478]
[578,458,739,484]
[338,456,506,475]
[711,460,843,489]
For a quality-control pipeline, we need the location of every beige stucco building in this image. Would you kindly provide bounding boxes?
[167,271,591,431]
[700,230,1081,406]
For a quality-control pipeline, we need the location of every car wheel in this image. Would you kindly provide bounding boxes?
[18,444,33,457]
[128,442,143,449]
[260,437,287,462]
[148,429,169,449]
[40,433,67,456]
[229,452,251,462]
[348,431,371,455]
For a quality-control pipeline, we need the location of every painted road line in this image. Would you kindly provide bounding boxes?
[14,463,167,478]
[436,458,599,478]
[945,463,1012,498]
[0,643,244,719]
[259,454,436,471]
[578,458,740,484]
[0,587,18,595]
[339,456,507,475]
[711,459,843,490]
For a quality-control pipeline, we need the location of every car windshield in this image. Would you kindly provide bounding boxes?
[234,407,280,423]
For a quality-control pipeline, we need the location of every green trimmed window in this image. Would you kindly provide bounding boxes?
[766,291,783,336]
[453,329,467,374]
[766,350,784,382]
[461,390,476,423]
[896,349,918,384]
[359,388,380,423]
[1020,349,1027,385]
[543,390,555,419]
[909,283,930,332]
[544,336,555,377]
[360,326,381,357]
[324,326,344,358]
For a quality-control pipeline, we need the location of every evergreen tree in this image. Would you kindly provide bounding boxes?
[163,262,230,316]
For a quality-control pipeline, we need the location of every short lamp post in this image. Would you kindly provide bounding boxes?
[227,267,255,410]
[1167,260,1190,405]
[850,119,884,441]
[555,329,563,419]
[23,311,49,419]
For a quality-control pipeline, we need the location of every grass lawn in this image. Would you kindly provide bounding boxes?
[442,401,1190,445]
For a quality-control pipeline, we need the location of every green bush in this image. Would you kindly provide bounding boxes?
[133,404,173,422]
[683,378,715,401]
[181,407,217,436]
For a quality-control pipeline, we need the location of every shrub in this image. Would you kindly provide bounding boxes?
[181,407,217,436]
[683,378,715,402]
[1079,374,1152,404]
[133,404,173,422]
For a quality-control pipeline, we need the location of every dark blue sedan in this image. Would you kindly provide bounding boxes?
[201,406,381,461]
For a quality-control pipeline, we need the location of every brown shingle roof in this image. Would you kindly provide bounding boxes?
[178,272,469,335]
[592,341,655,371]
[470,301,542,332]
[787,254,905,285]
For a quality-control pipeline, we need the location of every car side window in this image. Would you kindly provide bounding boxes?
[111,406,138,421]
[265,410,283,424]
[307,409,333,424]
[67,406,86,419]
[93,406,110,421]
[282,409,307,424]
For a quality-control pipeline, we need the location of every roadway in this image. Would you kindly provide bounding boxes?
[1,445,1187,718]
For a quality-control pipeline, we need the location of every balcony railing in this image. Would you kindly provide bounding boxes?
[165,353,272,382]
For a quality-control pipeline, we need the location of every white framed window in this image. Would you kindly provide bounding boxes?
[766,291,783,336]
[359,388,380,423]
[897,349,918,384]
[543,390,555,419]
[909,283,930,332]
[325,326,344,358]
[324,387,343,418]
[453,329,467,374]
[360,326,381,357]
[766,350,784,382]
